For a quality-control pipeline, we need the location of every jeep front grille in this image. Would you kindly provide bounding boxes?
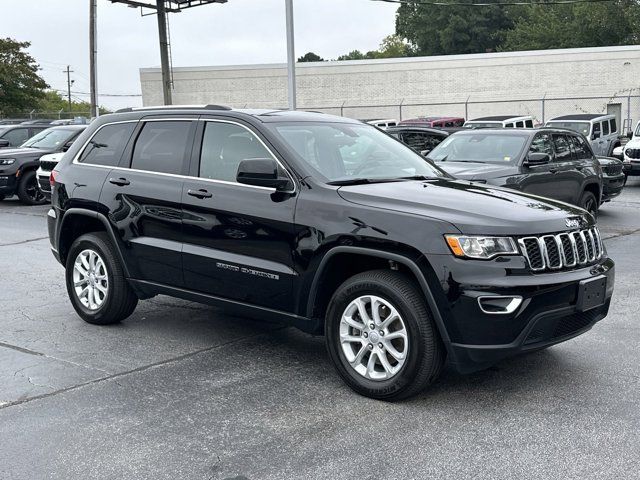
[602,163,623,176]
[625,148,640,159]
[39,160,58,172]
[518,227,602,272]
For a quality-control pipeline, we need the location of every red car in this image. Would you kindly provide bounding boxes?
[398,116,465,128]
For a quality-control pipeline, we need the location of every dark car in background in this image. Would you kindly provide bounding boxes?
[0,123,51,148]
[386,126,449,156]
[427,128,603,216]
[0,125,86,204]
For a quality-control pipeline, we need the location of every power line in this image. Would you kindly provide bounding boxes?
[52,88,142,97]
[372,0,616,5]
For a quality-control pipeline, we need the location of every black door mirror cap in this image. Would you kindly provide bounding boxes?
[236,158,293,191]
[0,139,10,148]
[627,131,633,139]
[525,152,551,166]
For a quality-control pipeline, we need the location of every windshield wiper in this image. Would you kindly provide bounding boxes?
[327,178,405,186]
[396,175,438,181]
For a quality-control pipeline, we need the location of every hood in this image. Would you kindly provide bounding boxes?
[0,147,51,160]
[39,152,64,163]
[435,161,518,180]
[623,137,640,150]
[337,179,591,235]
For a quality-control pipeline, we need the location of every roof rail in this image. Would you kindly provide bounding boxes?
[115,104,232,114]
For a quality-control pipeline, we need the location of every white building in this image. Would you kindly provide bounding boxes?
[140,45,640,129]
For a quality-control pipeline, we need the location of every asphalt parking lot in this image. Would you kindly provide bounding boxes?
[1,181,639,480]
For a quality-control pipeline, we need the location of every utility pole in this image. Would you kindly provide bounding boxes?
[156,0,172,105]
[64,66,74,115]
[89,0,99,118]
[285,0,296,110]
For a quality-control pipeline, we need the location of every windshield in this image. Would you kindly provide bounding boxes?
[428,133,528,164]
[268,122,447,183]
[546,121,590,136]
[21,128,76,149]
[464,122,503,129]
[635,123,640,137]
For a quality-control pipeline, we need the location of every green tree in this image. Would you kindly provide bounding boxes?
[0,38,48,116]
[297,52,325,62]
[337,50,368,61]
[395,1,514,56]
[375,34,413,58]
[501,1,640,51]
[37,90,110,116]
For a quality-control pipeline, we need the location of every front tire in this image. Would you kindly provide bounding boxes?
[325,270,445,401]
[16,170,46,205]
[579,190,598,219]
[65,232,138,325]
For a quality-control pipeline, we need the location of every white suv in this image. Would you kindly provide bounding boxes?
[463,115,534,129]
[545,114,621,156]
[613,121,640,179]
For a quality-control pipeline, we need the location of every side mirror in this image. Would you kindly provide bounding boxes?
[627,131,633,139]
[591,131,600,140]
[0,139,10,148]
[525,152,551,166]
[236,158,293,191]
[62,141,74,152]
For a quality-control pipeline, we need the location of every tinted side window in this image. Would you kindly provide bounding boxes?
[610,119,617,134]
[515,121,524,128]
[3,128,29,147]
[552,134,572,162]
[130,121,192,174]
[602,121,610,135]
[505,123,514,128]
[592,122,601,136]
[529,133,553,156]
[199,122,273,182]
[79,123,136,166]
[572,135,592,159]
[525,120,534,128]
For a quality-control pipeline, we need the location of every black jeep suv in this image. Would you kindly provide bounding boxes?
[48,107,615,400]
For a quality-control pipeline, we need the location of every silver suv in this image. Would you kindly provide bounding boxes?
[545,114,620,156]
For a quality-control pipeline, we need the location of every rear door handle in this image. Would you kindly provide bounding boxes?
[109,177,130,186]
[187,188,213,199]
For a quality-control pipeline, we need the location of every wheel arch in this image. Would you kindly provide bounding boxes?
[583,181,601,203]
[58,208,130,277]
[306,246,454,356]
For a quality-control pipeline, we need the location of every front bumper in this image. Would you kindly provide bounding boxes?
[36,167,52,199]
[428,254,615,373]
[0,173,17,196]
[602,173,625,201]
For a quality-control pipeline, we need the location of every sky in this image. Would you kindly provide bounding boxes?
[2,0,398,110]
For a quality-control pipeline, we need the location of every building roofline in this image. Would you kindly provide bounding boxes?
[140,45,640,74]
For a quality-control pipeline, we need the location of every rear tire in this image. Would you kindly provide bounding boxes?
[579,190,598,219]
[0,194,5,201]
[16,170,46,205]
[325,270,445,401]
[65,232,138,325]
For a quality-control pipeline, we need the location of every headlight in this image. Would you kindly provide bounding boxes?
[0,158,15,165]
[445,235,518,259]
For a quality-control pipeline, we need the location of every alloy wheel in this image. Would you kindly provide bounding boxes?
[73,249,109,310]
[339,295,408,381]
[24,175,45,203]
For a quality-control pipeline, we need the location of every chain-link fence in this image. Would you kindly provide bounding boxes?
[307,94,640,133]
[0,110,91,121]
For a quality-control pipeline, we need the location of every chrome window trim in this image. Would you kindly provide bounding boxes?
[71,118,297,194]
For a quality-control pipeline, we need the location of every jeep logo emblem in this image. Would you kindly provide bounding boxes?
[565,218,582,229]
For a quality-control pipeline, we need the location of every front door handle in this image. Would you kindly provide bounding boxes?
[109,177,130,186]
[187,188,213,199]
[549,168,558,174]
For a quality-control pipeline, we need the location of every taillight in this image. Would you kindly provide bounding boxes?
[50,170,58,187]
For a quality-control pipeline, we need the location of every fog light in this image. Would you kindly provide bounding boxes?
[477,296,523,315]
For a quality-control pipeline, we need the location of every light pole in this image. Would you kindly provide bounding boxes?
[285,0,296,110]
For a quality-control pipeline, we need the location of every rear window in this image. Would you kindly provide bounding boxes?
[525,120,534,128]
[130,121,193,174]
[610,119,617,134]
[603,121,610,135]
[79,123,136,167]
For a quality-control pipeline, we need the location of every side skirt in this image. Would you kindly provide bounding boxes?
[128,279,320,333]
